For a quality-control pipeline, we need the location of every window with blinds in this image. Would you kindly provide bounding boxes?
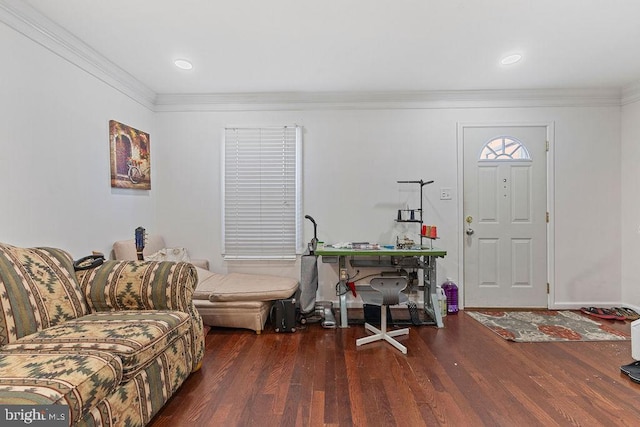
[223,126,302,260]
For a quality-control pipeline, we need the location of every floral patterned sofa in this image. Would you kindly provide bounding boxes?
[0,243,204,426]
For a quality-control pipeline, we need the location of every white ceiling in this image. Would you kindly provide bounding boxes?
[11,0,640,96]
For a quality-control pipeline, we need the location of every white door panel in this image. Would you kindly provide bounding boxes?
[511,166,532,222]
[478,167,498,221]
[463,126,547,308]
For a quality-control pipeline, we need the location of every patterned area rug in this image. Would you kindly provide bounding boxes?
[466,310,630,342]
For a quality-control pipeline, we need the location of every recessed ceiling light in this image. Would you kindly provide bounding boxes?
[174,59,193,70]
[500,54,522,65]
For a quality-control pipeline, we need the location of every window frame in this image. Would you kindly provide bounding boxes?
[221,125,303,260]
[479,136,532,162]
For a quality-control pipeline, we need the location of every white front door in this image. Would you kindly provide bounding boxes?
[463,125,548,308]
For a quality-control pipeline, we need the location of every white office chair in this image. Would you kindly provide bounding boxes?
[356,277,410,354]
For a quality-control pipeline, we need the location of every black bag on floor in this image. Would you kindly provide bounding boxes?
[363,304,393,325]
[272,298,297,333]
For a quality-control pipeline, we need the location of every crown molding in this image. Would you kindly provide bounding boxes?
[154,88,621,112]
[0,0,156,109]
[622,80,640,105]
[0,0,624,112]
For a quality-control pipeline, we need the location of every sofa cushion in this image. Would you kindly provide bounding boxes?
[192,268,226,300]
[1,310,191,380]
[194,268,298,302]
[0,350,122,425]
[194,299,272,332]
[0,244,88,346]
[78,334,193,426]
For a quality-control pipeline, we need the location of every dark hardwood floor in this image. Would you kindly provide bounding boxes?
[150,311,639,426]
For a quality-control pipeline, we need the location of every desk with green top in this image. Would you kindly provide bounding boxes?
[314,246,447,328]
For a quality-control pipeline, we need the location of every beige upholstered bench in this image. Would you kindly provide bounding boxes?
[113,237,299,333]
[113,235,209,270]
[193,267,299,334]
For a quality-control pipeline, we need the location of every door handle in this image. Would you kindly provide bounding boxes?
[465,215,474,235]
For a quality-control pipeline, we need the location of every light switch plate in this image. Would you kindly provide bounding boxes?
[440,188,452,200]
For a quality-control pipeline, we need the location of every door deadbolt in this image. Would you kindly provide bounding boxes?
[465,215,474,235]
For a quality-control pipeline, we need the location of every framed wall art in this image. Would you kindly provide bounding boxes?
[109,120,151,190]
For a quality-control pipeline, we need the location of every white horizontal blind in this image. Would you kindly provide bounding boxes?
[223,126,302,259]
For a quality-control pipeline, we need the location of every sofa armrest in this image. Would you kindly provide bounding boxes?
[76,260,197,312]
[76,260,205,371]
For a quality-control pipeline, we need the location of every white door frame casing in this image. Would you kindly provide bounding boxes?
[456,122,555,310]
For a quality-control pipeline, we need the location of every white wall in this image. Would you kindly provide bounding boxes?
[552,108,622,307]
[622,99,640,307]
[154,106,621,308]
[1,21,625,309]
[0,23,156,257]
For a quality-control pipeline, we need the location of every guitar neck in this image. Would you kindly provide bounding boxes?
[135,226,146,261]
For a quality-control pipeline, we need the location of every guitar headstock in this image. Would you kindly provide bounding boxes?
[135,226,146,260]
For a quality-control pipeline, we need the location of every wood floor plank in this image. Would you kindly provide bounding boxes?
[150,310,640,426]
[343,346,366,426]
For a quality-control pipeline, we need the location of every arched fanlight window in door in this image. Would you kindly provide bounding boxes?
[479,136,531,161]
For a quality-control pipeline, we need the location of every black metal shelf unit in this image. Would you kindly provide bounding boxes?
[396,180,434,244]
